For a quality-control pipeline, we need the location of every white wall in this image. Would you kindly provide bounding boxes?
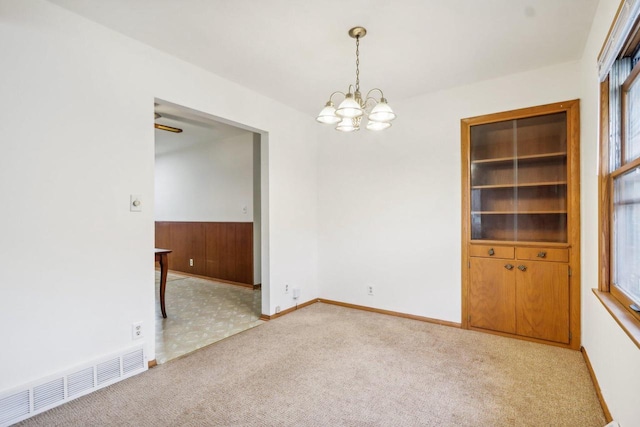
[0,0,319,392]
[253,133,262,284]
[155,132,254,222]
[318,61,581,322]
[579,0,640,425]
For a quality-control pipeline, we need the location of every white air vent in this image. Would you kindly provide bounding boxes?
[123,349,144,375]
[0,390,29,425]
[67,367,94,397]
[33,378,64,411]
[0,345,145,427]
[97,358,121,385]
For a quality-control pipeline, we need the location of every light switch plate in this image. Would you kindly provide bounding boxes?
[130,194,142,212]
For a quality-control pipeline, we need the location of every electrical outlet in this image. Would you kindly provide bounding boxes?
[275,306,281,314]
[132,322,143,340]
[367,285,374,296]
[189,258,194,267]
[284,284,289,294]
[292,288,300,300]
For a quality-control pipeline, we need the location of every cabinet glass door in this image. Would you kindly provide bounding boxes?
[514,113,567,242]
[470,120,517,241]
[470,112,568,243]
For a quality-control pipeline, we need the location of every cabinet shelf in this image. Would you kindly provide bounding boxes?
[471,151,567,165]
[470,240,570,248]
[472,181,567,189]
[471,210,567,215]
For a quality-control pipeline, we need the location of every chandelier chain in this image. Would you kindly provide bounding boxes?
[355,36,360,94]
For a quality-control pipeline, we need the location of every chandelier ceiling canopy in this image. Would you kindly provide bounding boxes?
[316,27,396,132]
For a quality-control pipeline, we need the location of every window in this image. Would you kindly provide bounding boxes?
[599,2,640,334]
[612,166,640,306]
[609,55,640,312]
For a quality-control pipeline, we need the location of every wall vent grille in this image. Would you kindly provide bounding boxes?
[33,378,64,411]
[97,358,121,385]
[122,349,144,375]
[0,346,145,427]
[67,367,94,397]
[0,391,29,425]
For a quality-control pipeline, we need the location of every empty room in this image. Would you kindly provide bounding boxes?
[1,1,639,426]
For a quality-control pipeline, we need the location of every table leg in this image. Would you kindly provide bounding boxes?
[158,253,168,318]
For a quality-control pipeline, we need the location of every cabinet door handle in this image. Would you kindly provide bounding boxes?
[488,248,495,256]
[518,265,527,271]
[504,264,514,270]
[537,251,547,258]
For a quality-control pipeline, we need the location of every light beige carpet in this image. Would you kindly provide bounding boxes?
[18,303,605,426]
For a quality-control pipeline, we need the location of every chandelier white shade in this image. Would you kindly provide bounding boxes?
[316,102,341,124]
[368,99,396,122]
[317,27,396,132]
[336,94,364,118]
[336,117,359,132]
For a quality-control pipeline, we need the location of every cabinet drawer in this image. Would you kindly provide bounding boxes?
[469,245,514,259]
[516,247,569,262]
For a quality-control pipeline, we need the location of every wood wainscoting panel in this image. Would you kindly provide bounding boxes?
[155,221,253,285]
[168,222,206,276]
[155,222,171,250]
[205,222,253,284]
[203,222,222,279]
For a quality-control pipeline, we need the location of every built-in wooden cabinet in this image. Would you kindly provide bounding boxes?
[461,100,580,349]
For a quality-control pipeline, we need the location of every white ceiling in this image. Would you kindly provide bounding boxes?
[154,102,251,154]
[48,0,599,117]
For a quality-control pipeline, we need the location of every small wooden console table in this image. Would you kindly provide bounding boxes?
[154,248,172,318]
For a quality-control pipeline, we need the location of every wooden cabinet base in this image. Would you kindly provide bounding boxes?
[515,261,569,343]
[469,258,516,334]
[461,100,580,350]
[468,249,572,348]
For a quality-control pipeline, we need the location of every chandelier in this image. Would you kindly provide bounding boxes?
[316,27,396,132]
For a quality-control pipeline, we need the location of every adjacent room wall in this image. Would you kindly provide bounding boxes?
[318,60,581,323]
[155,128,259,284]
[155,124,262,284]
[0,0,319,393]
[155,132,254,222]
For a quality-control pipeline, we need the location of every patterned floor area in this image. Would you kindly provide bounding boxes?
[154,271,263,364]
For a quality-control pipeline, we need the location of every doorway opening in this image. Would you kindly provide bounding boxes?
[153,100,267,364]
